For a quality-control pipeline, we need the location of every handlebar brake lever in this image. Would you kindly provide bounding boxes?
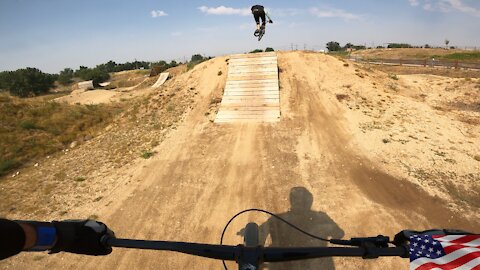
[330,235,390,248]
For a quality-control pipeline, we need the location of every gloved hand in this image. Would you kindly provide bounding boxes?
[50,220,115,256]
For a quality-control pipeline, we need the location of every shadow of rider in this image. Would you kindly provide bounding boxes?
[258,187,345,270]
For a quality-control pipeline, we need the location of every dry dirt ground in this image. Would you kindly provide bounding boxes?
[0,51,478,270]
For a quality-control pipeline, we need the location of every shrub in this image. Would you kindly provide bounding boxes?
[250,49,263,54]
[141,151,154,159]
[1,68,56,97]
[19,120,37,130]
[58,68,74,86]
[326,41,342,52]
[0,160,18,176]
[265,47,275,52]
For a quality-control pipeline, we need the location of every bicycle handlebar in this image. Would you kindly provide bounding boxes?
[103,236,409,263]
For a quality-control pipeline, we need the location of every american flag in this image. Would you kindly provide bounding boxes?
[410,234,480,270]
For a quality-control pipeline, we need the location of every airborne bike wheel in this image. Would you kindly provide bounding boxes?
[244,222,260,247]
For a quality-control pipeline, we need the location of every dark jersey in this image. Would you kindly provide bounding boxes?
[251,5,265,13]
[0,219,25,260]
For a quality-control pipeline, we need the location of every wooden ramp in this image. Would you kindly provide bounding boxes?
[215,52,280,123]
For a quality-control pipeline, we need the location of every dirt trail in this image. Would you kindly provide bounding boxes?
[2,52,478,270]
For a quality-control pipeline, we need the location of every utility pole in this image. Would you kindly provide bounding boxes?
[291,43,294,51]
[304,44,306,50]
[295,44,298,50]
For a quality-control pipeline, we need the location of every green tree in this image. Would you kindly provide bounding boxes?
[249,49,263,53]
[3,68,56,97]
[190,54,204,62]
[0,71,8,91]
[58,68,74,85]
[326,41,342,52]
[344,43,354,49]
[265,47,275,52]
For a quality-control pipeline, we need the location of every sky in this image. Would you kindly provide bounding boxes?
[1,0,479,73]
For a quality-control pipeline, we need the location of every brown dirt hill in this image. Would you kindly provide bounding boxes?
[0,51,478,270]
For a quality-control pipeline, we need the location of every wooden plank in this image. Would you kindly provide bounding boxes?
[228,52,276,59]
[228,75,278,81]
[222,95,279,100]
[228,59,277,64]
[217,110,279,115]
[229,64,277,69]
[215,118,280,123]
[225,85,278,90]
[224,91,279,96]
[228,72,278,78]
[226,86,279,91]
[228,69,278,74]
[218,105,280,111]
[226,82,278,87]
[229,56,277,62]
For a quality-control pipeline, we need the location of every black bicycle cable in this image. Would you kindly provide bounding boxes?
[220,208,332,270]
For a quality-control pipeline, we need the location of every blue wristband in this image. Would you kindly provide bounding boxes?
[36,226,56,247]
[21,222,57,251]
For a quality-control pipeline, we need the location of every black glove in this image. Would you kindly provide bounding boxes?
[50,220,115,256]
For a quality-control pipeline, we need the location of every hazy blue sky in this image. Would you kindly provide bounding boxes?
[1,0,479,73]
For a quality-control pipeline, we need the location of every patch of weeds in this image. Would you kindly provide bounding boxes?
[389,74,399,80]
[355,73,365,78]
[433,150,446,157]
[335,94,350,102]
[210,97,222,105]
[343,63,349,67]
[93,196,103,202]
[217,71,223,76]
[0,159,18,176]
[444,158,457,164]
[388,84,398,92]
[74,177,86,182]
[166,104,175,112]
[342,84,352,89]
[474,155,480,162]
[382,138,391,144]
[19,120,37,130]
[141,150,155,159]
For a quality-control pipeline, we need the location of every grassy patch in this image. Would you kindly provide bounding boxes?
[443,52,480,61]
[389,74,399,80]
[141,150,154,159]
[217,71,223,76]
[74,177,86,182]
[0,93,123,176]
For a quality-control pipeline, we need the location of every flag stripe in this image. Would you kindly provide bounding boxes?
[458,257,480,270]
[414,251,480,270]
[434,235,468,242]
[412,248,480,268]
[449,236,480,245]
[444,244,480,254]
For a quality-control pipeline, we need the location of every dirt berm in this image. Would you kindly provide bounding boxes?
[1,51,478,270]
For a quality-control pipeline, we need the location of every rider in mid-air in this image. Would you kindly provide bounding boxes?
[251,5,273,37]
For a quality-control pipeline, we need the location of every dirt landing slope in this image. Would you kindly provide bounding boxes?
[1,51,477,270]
